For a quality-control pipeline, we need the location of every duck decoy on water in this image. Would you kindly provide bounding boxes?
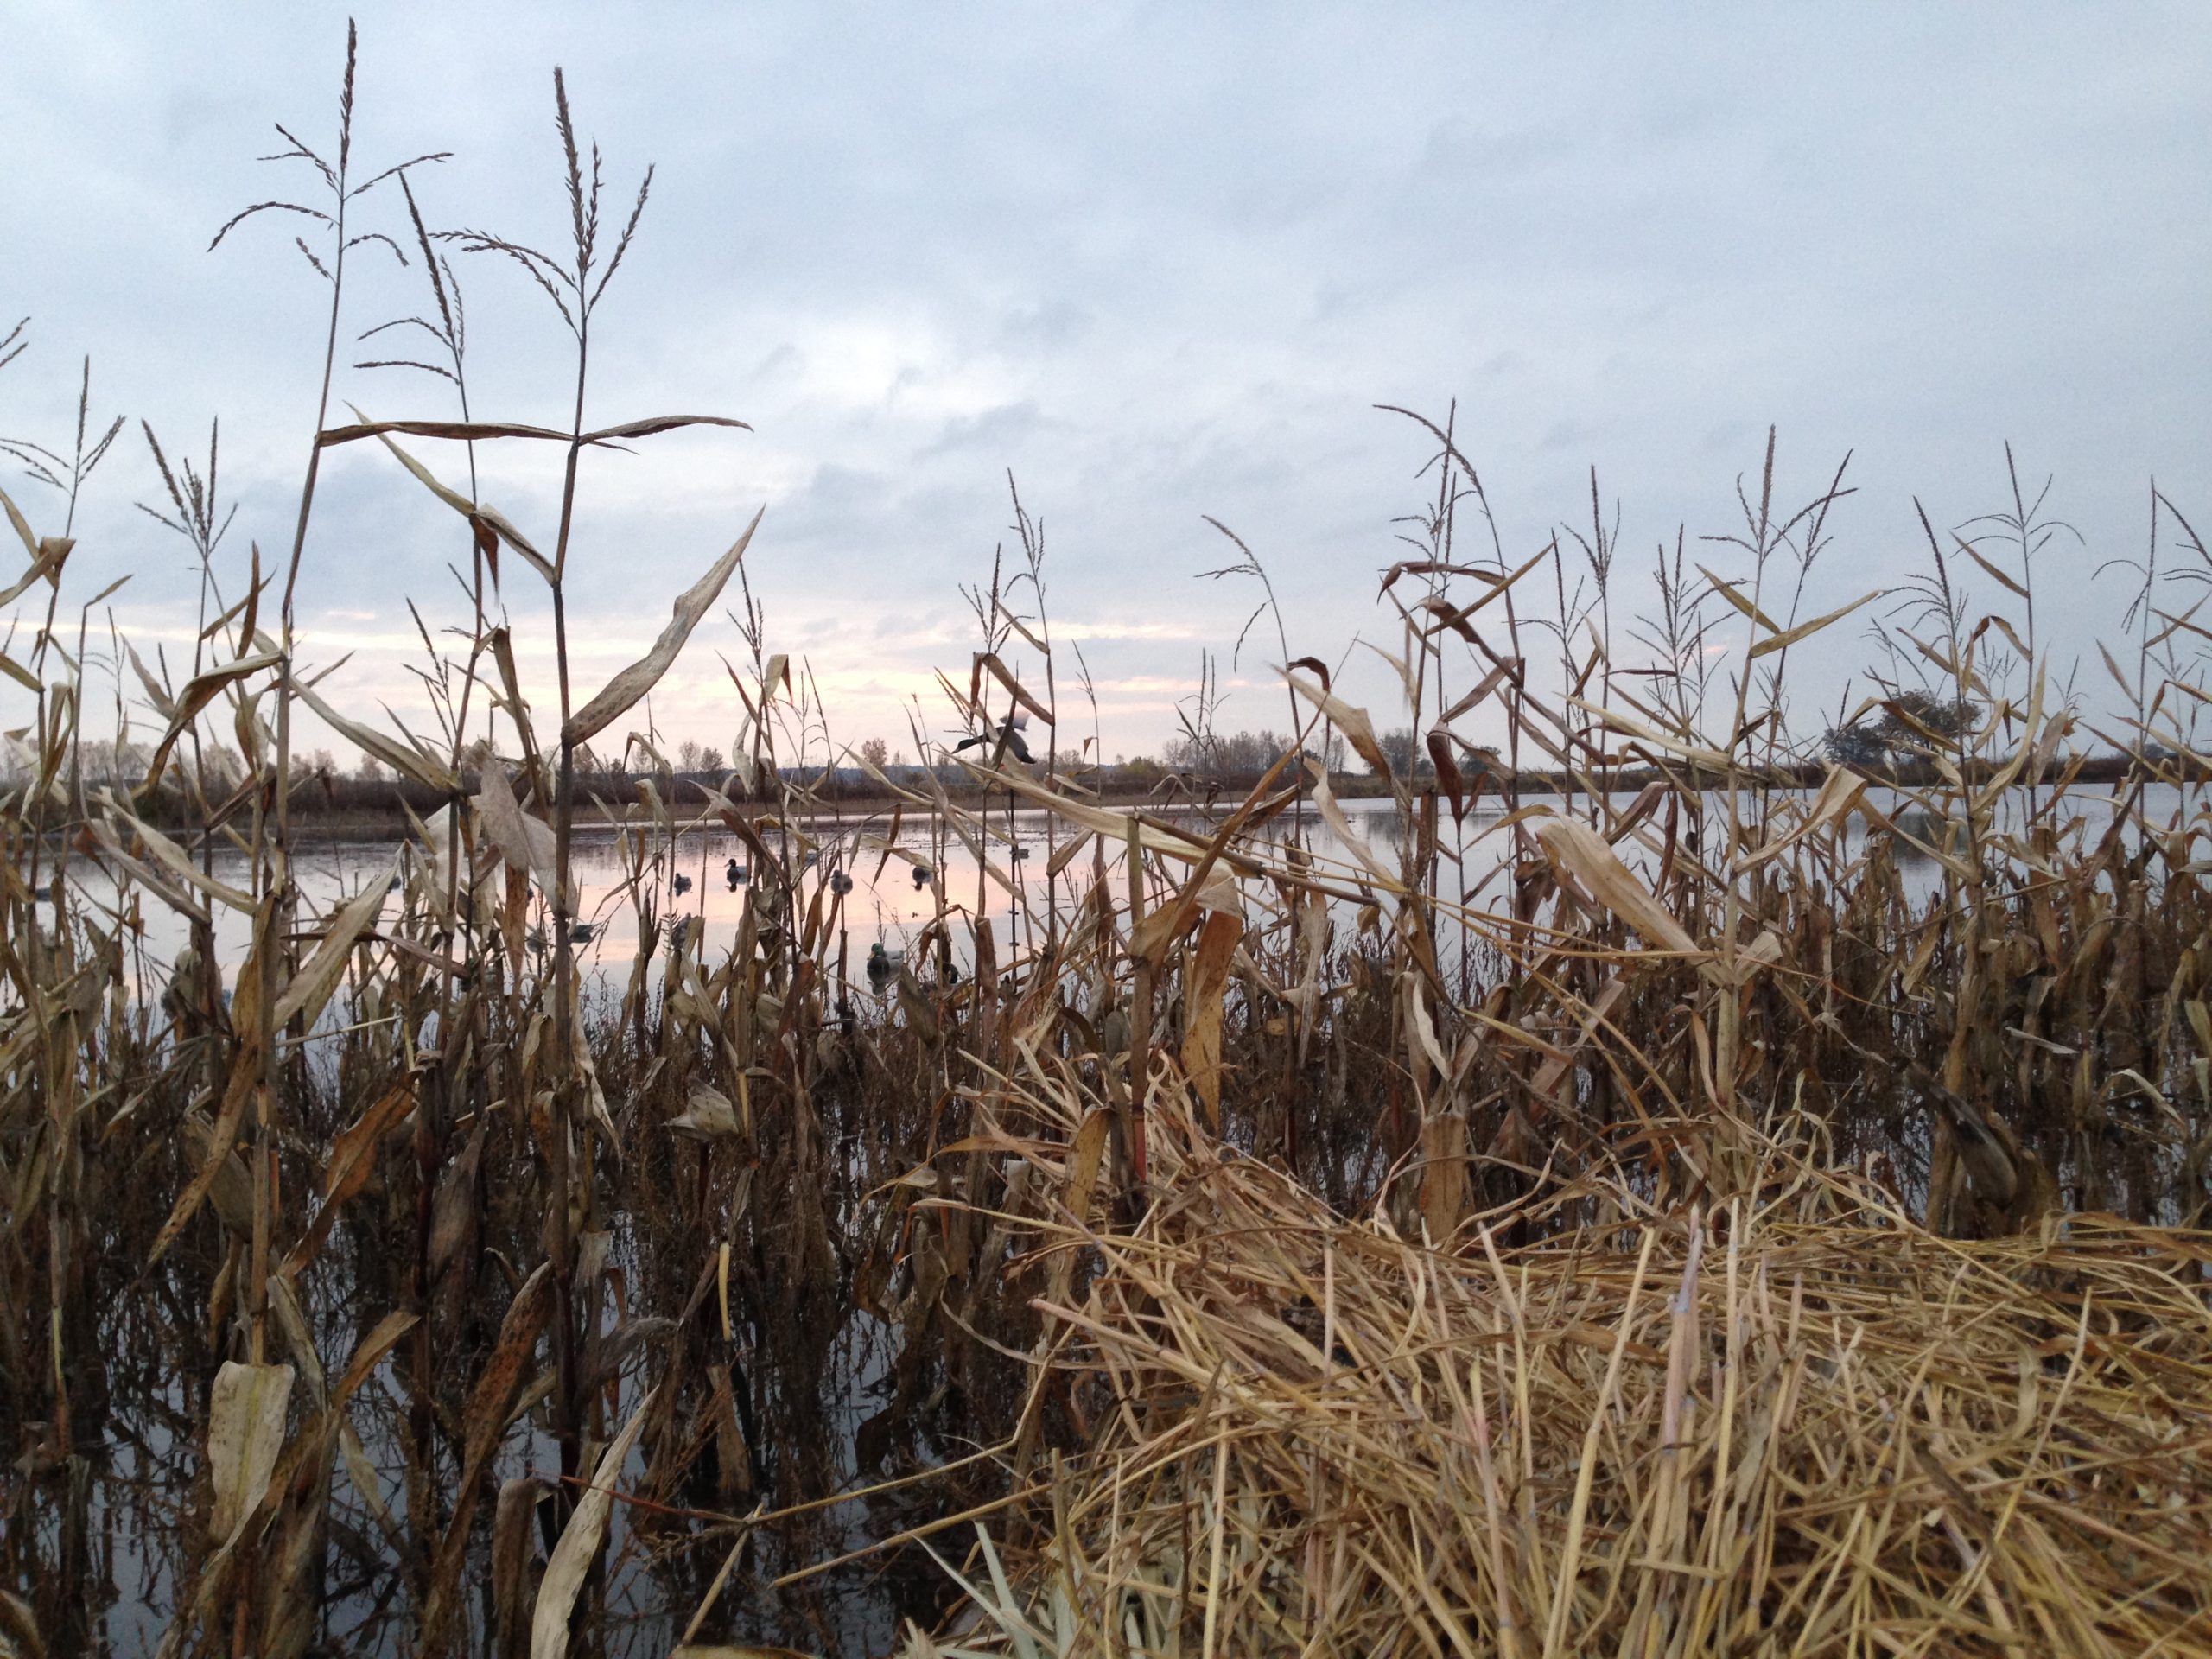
[830,870,855,896]
[569,920,598,945]
[950,711,1034,765]
[866,942,904,990]
[726,857,747,889]
[911,861,934,891]
[672,872,693,896]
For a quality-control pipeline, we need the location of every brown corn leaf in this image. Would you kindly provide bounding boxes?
[972,652,1055,726]
[1957,534,2030,599]
[1426,729,1467,824]
[287,1082,416,1273]
[124,642,175,720]
[1306,758,1401,889]
[1438,660,1516,726]
[0,505,70,596]
[565,507,764,747]
[321,416,588,446]
[1283,666,1392,779]
[82,818,209,924]
[1181,910,1243,1129]
[331,1309,418,1407]
[1740,765,1868,870]
[1042,1108,1116,1320]
[1046,828,1095,878]
[421,1263,554,1652]
[0,485,35,557]
[579,413,753,443]
[110,804,257,913]
[342,415,557,586]
[1567,697,1735,772]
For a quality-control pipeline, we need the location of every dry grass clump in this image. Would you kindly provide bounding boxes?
[905,1087,2212,1656]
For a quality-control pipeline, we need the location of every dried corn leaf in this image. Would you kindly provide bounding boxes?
[1533,814,1695,954]
[208,1360,293,1546]
[270,864,394,1033]
[1181,909,1243,1128]
[566,508,763,746]
[476,759,560,901]
[1283,666,1391,780]
[532,1389,655,1659]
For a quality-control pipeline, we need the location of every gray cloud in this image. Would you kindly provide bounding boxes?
[2,0,2207,761]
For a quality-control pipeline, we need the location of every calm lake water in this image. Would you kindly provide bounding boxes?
[48,780,2209,1010]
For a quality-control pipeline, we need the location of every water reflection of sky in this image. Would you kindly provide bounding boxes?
[42,783,2205,1008]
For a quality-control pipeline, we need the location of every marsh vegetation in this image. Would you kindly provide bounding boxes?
[3,30,2211,1659]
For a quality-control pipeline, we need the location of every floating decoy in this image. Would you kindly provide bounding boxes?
[866,942,904,989]
[830,870,855,895]
[1010,845,1030,861]
[911,861,933,891]
[726,857,747,889]
[569,920,598,945]
[672,872,693,896]
[950,712,1034,765]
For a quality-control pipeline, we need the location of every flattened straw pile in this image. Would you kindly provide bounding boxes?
[906,1090,2212,1656]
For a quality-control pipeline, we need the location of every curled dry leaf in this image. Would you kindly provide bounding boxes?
[138,650,282,790]
[668,1084,741,1141]
[565,507,764,747]
[1283,666,1391,780]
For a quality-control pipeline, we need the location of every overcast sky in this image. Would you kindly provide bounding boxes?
[3,3,2207,767]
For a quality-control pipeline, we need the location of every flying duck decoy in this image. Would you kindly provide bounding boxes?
[950,712,1034,765]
